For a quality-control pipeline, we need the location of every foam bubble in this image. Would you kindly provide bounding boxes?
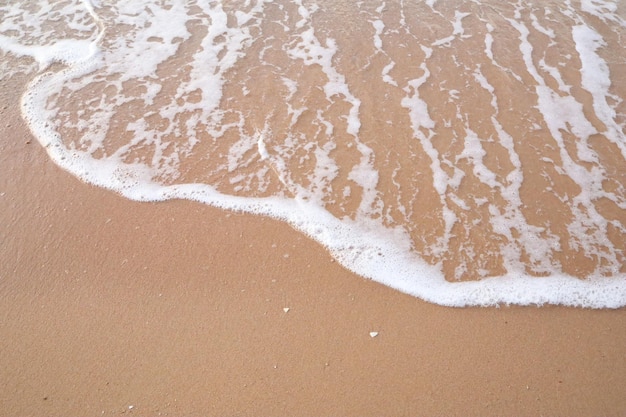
[3,0,625,308]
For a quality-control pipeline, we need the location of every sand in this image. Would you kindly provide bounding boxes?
[1,68,626,417]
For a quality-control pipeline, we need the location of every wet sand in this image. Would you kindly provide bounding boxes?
[1,72,626,417]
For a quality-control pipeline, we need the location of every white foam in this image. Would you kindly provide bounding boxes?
[580,0,626,25]
[530,12,555,39]
[573,24,626,160]
[382,62,397,86]
[0,37,97,70]
[257,131,270,161]
[4,0,626,308]
[432,11,470,47]
[372,19,385,50]
[509,14,622,276]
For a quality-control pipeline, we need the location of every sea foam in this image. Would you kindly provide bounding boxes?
[1,0,625,307]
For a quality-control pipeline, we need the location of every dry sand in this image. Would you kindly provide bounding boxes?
[1,70,626,417]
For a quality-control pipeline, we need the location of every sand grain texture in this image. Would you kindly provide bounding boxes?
[1,70,626,417]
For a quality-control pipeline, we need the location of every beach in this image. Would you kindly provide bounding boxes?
[2,68,626,416]
[2,0,626,415]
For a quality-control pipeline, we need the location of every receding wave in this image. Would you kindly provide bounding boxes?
[1,0,625,307]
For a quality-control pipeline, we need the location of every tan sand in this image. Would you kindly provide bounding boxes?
[1,71,626,417]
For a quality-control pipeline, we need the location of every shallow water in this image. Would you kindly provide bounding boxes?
[1,0,625,307]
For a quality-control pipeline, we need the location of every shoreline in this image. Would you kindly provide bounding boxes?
[2,70,626,416]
